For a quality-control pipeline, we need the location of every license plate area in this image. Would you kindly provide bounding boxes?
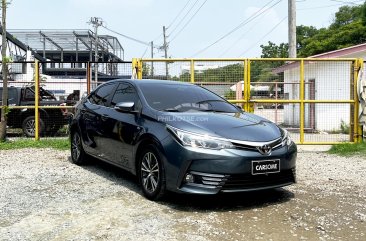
[252,159,280,175]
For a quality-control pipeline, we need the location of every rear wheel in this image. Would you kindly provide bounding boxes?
[71,130,88,165]
[138,145,166,201]
[22,116,45,137]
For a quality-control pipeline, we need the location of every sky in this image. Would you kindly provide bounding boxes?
[6,0,366,60]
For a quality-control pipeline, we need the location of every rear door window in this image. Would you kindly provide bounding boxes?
[88,83,117,107]
[23,88,35,101]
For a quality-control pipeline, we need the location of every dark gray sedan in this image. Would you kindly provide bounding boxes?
[69,79,296,200]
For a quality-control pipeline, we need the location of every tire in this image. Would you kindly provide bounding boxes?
[22,116,45,137]
[70,130,88,165]
[138,145,166,201]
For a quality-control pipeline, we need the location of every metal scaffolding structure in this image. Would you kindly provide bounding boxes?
[9,29,124,62]
[0,26,44,62]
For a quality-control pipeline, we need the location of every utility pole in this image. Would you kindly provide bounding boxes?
[150,41,154,77]
[288,0,297,58]
[163,26,169,79]
[88,17,103,85]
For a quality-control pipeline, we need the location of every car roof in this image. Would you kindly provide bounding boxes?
[106,79,193,86]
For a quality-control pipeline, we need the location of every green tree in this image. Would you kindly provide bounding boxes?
[260,41,289,58]
[330,5,362,29]
[362,1,366,25]
[296,25,319,52]
[260,2,366,58]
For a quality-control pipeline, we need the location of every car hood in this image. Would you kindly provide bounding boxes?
[159,111,282,142]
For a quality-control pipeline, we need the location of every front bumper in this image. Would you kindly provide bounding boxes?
[161,136,297,194]
[179,168,296,194]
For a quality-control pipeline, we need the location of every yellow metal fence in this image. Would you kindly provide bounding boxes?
[134,58,363,144]
[0,58,362,144]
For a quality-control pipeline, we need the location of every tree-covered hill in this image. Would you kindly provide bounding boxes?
[261,2,366,57]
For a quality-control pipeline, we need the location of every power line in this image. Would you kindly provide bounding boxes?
[239,16,288,57]
[152,32,163,42]
[330,0,364,5]
[219,3,275,57]
[141,46,149,58]
[298,3,344,10]
[167,0,192,28]
[169,0,208,42]
[102,25,159,48]
[168,0,200,36]
[190,0,282,57]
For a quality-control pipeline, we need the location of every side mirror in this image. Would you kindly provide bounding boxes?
[115,102,135,112]
[235,105,243,112]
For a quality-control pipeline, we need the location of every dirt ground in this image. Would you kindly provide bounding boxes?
[0,148,365,241]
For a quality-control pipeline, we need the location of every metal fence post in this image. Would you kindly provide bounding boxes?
[132,58,138,79]
[243,59,248,111]
[132,58,142,79]
[34,60,40,141]
[190,60,195,83]
[358,59,364,143]
[87,62,91,94]
[137,59,143,79]
[247,59,253,113]
[354,59,362,143]
[300,59,305,144]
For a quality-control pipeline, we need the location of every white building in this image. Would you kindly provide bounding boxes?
[276,43,366,132]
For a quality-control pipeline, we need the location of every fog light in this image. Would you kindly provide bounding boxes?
[185,173,194,183]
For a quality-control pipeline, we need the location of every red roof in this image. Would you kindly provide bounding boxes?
[310,43,366,58]
[273,43,366,73]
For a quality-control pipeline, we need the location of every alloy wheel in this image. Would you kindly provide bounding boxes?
[140,152,160,193]
[25,119,35,136]
[71,132,81,162]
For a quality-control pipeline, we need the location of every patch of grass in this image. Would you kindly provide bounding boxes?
[328,142,366,156]
[0,138,70,150]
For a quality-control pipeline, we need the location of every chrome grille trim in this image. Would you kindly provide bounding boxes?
[231,137,284,152]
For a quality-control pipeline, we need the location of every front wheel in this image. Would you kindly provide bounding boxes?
[71,130,88,165]
[138,145,166,201]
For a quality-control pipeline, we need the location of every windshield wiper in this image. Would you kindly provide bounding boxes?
[195,99,226,105]
[162,108,180,112]
[197,109,231,113]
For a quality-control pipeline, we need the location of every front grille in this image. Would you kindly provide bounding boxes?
[231,138,283,153]
[186,169,296,191]
[221,169,295,191]
[231,143,257,151]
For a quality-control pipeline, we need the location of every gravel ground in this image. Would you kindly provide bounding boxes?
[0,148,365,241]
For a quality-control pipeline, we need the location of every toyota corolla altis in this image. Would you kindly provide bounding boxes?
[70,79,296,200]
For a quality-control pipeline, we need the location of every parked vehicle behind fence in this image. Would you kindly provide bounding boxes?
[0,86,69,137]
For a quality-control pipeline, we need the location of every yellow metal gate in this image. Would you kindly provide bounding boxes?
[134,58,363,144]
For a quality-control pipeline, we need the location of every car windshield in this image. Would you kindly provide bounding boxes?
[139,83,239,113]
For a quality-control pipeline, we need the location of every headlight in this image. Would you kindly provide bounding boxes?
[167,125,234,150]
[281,129,293,146]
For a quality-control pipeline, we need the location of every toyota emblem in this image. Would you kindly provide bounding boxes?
[257,144,272,155]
